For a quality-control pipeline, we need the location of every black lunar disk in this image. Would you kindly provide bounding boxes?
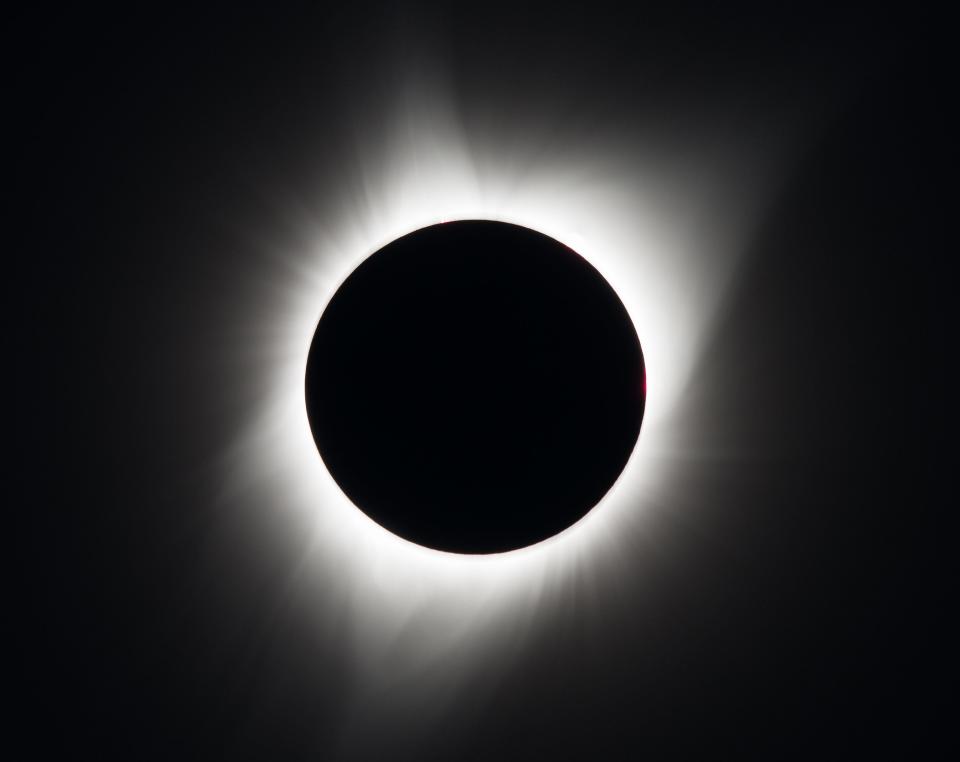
[305,221,645,554]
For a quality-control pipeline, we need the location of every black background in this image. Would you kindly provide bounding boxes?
[18,4,948,760]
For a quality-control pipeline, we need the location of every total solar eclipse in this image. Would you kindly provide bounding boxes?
[305,221,645,554]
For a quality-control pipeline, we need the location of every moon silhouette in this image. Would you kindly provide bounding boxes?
[305,220,645,554]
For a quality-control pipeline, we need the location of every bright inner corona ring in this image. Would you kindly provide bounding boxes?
[222,74,774,679]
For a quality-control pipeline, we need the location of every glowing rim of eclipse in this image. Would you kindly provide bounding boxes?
[225,87,766,662]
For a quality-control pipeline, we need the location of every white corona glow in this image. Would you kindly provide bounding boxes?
[220,63,801,704]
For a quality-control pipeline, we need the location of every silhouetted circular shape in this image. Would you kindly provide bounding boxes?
[305,221,645,554]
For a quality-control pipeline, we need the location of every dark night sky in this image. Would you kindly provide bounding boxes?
[18,4,948,760]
